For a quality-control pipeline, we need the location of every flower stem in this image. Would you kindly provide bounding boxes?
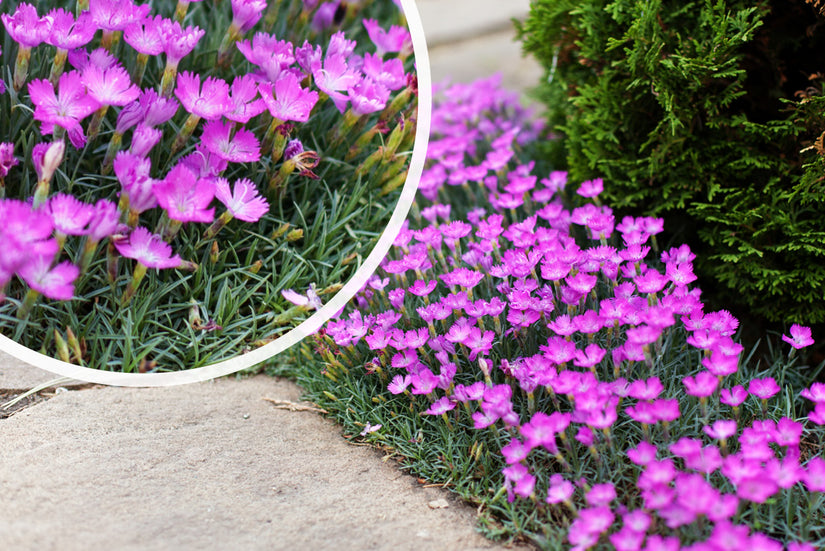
[121,262,148,306]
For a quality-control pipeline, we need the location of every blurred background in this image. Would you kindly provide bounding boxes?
[417,0,543,91]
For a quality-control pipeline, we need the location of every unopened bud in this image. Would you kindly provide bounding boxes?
[249,259,263,274]
[271,223,290,239]
[286,228,304,242]
[38,140,65,183]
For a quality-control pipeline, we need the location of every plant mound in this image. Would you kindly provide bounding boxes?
[287,75,825,550]
[0,0,416,371]
[516,0,825,324]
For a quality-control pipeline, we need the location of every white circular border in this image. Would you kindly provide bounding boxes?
[0,0,432,387]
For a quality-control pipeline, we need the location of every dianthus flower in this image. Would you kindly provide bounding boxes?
[200,120,261,163]
[153,164,215,223]
[362,18,412,56]
[28,71,101,141]
[782,324,815,349]
[259,73,320,123]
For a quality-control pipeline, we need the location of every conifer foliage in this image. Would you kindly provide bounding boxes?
[517,0,825,324]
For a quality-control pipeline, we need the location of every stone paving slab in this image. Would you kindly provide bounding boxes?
[0,350,84,391]
[0,376,530,551]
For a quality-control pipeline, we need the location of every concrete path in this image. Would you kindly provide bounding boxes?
[0,3,541,550]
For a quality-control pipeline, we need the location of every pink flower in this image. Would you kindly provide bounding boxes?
[546,474,575,504]
[312,54,359,113]
[230,0,267,32]
[577,178,603,198]
[236,33,295,82]
[782,323,815,349]
[123,15,166,56]
[175,72,233,120]
[720,384,748,407]
[81,64,140,106]
[801,382,825,403]
[362,52,406,91]
[43,9,95,51]
[200,120,260,163]
[573,343,606,368]
[89,0,150,32]
[161,19,205,66]
[214,178,268,222]
[362,18,412,56]
[682,371,718,397]
[28,71,101,135]
[748,377,780,400]
[348,78,391,116]
[704,419,737,440]
[502,463,536,502]
[259,73,319,123]
[153,164,215,223]
[423,396,455,416]
[2,3,48,48]
[47,193,94,236]
[18,253,79,300]
[0,142,19,178]
[113,226,182,269]
[225,75,267,124]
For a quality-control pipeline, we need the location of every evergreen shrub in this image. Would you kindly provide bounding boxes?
[517,0,825,324]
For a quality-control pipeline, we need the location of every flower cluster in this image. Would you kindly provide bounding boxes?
[0,0,417,370]
[312,76,824,550]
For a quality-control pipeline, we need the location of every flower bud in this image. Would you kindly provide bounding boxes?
[286,228,304,242]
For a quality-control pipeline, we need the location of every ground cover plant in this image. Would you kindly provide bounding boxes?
[0,0,418,371]
[280,75,825,550]
[515,0,825,325]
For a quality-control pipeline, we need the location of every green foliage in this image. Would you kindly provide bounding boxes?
[0,0,416,371]
[517,0,825,324]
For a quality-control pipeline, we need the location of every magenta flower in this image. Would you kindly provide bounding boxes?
[2,3,48,48]
[573,343,606,369]
[546,474,575,504]
[502,463,536,502]
[225,75,267,124]
[236,33,296,83]
[312,54,359,112]
[161,19,205,66]
[362,52,407,91]
[704,419,737,441]
[801,382,825,403]
[577,177,604,198]
[424,396,456,416]
[214,178,268,222]
[682,371,718,398]
[47,193,94,236]
[349,78,391,116]
[259,74,319,123]
[124,15,166,56]
[81,64,140,107]
[89,0,150,33]
[0,142,19,179]
[175,72,233,120]
[362,18,412,56]
[782,324,815,349]
[230,0,267,32]
[153,164,215,223]
[28,71,101,137]
[114,226,182,269]
[44,8,95,51]
[200,120,260,163]
[18,253,79,300]
[748,377,780,400]
[720,384,748,407]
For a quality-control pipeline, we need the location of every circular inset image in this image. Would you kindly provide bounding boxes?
[0,0,430,383]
